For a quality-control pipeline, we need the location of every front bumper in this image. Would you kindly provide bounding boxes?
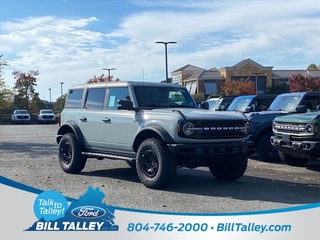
[270,136,320,159]
[167,141,250,160]
[13,118,30,123]
[38,117,56,123]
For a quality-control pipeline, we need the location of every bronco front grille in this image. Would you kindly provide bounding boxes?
[273,121,312,136]
[182,120,249,139]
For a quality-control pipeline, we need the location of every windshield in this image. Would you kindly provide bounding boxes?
[16,110,29,114]
[207,99,220,110]
[134,86,198,108]
[227,96,254,111]
[268,95,302,111]
[41,110,54,114]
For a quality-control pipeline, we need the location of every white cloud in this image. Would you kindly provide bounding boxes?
[1,0,319,101]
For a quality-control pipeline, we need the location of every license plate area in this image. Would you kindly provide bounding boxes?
[282,135,290,143]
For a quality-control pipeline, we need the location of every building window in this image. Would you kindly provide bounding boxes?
[185,82,192,92]
[204,82,217,95]
[190,82,197,94]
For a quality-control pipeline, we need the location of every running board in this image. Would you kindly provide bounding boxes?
[82,152,135,161]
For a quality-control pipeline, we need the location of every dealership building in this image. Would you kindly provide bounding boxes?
[171,58,320,96]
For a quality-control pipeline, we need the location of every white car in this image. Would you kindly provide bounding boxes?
[11,109,31,124]
[37,109,56,124]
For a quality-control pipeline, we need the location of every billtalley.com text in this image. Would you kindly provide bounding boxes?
[217,222,291,233]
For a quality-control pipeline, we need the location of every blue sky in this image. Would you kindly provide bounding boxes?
[1,0,320,101]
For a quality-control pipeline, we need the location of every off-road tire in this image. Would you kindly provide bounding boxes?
[278,151,309,167]
[58,133,87,173]
[209,155,247,181]
[256,132,280,162]
[136,138,177,189]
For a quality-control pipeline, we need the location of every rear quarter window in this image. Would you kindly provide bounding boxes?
[65,89,84,108]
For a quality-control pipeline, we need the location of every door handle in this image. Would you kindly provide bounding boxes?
[102,118,111,123]
[80,116,87,121]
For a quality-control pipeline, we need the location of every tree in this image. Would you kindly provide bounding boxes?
[306,64,319,71]
[0,55,9,79]
[0,80,14,113]
[288,74,320,92]
[0,55,14,113]
[29,92,46,113]
[191,93,206,101]
[221,77,255,95]
[161,77,172,83]
[266,84,290,94]
[12,70,40,111]
[54,94,67,114]
[87,74,119,83]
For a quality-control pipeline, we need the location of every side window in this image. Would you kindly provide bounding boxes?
[303,96,319,112]
[105,87,130,110]
[65,89,84,108]
[85,88,106,110]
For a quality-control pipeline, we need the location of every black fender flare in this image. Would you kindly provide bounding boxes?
[56,122,85,146]
[133,125,175,151]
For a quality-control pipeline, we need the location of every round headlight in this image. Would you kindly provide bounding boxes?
[305,124,314,135]
[183,122,195,136]
[242,121,250,134]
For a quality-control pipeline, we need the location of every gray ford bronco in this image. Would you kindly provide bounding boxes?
[56,81,251,189]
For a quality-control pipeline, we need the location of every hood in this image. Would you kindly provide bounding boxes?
[15,113,30,116]
[245,110,286,118]
[40,113,55,115]
[275,113,320,123]
[149,108,248,121]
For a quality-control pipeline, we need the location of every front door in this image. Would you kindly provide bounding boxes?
[100,87,134,152]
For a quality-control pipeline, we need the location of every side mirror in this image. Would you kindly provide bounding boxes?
[117,99,133,110]
[262,106,267,111]
[317,105,320,111]
[244,106,253,113]
[200,101,209,110]
[295,105,307,113]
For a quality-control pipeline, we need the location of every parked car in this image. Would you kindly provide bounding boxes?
[245,91,320,162]
[226,94,278,113]
[11,109,31,124]
[270,105,320,167]
[37,109,56,124]
[57,81,251,189]
[205,95,238,111]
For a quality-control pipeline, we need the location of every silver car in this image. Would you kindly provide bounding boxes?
[37,109,56,124]
[11,109,31,124]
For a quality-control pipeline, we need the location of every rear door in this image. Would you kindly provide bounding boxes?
[78,87,106,148]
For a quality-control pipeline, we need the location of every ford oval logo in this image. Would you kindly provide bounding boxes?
[71,206,106,219]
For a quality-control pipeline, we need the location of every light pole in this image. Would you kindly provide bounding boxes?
[102,68,116,81]
[60,82,64,96]
[251,72,263,95]
[155,41,177,83]
[48,88,52,109]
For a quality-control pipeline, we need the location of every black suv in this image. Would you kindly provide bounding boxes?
[246,91,320,162]
[227,94,278,113]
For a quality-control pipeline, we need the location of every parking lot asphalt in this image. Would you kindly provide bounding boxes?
[0,124,320,213]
